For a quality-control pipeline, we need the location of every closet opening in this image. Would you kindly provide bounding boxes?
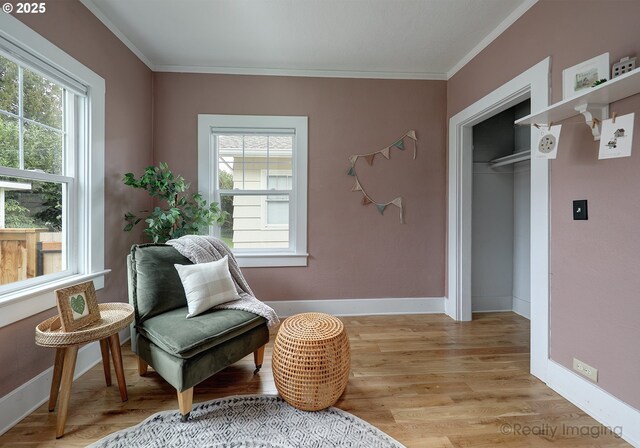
[471,99,531,319]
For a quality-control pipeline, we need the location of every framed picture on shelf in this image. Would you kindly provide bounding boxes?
[55,281,100,331]
[562,53,609,100]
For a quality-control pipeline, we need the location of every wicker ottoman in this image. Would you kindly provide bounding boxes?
[272,312,350,411]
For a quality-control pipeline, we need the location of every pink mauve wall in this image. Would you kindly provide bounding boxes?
[153,73,446,300]
[0,1,153,397]
[448,0,640,409]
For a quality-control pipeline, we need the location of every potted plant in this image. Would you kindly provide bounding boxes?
[123,162,228,243]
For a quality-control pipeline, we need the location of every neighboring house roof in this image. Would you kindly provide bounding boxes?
[218,135,292,152]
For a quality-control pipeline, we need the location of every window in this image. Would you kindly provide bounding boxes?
[263,172,292,227]
[0,14,105,326]
[198,115,308,267]
[0,54,69,285]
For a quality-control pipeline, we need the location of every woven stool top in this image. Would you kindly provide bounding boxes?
[279,312,344,342]
[35,302,134,348]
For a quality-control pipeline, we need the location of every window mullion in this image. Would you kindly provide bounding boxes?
[212,133,219,203]
[0,109,20,120]
[0,166,73,184]
[18,66,24,170]
[219,189,288,196]
[22,116,66,134]
[242,136,245,190]
[64,91,76,275]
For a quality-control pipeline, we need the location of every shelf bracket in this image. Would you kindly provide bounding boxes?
[574,103,609,141]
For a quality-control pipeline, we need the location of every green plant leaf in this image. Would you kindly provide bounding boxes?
[122,162,227,242]
[70,294,85,315]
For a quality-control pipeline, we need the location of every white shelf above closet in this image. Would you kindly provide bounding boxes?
[515,68,640,140]
[490,150,531,167]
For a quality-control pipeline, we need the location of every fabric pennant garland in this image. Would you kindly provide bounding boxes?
[365,154,376,166]
[393,139,405,150]
[391,197,404,224]
[346,130,418,224]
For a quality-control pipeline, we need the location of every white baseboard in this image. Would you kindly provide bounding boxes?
[546,360,640,447]
[0,328,130,437]
[265,297,445,317]
[512,295,531,319]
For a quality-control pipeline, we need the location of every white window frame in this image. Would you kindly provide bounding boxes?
[0,13,107,328]
[260,169,292,229]
[198,114,308,268]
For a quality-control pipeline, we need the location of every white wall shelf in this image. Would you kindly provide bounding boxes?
[515,68,640,140]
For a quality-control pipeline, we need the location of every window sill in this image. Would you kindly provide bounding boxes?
[236,253,308,268]
[0,270,111,328]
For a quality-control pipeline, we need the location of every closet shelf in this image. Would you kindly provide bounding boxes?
[490,150,531,167]
[515,68,640,140]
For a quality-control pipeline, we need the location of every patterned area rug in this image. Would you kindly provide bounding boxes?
[88,394,405,448]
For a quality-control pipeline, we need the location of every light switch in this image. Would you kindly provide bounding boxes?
[573,200,588,220]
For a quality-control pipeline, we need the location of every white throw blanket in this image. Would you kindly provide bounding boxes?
[167,235,279,327]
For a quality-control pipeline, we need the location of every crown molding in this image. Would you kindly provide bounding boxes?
[154,64,447,80]
[79,0,155,70]
[446,0,539,79]
[81,0,537,81]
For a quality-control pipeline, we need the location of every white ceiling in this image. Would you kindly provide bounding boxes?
[81,0,536,80]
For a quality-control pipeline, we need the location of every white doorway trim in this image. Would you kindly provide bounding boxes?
[446,57,550,381]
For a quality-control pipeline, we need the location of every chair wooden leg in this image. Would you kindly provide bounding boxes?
[177,388,194,422]
[56,345,78,439]
[253,344,265,374]
[138,357,148,376]
[108,333,128,402]
[99,339,112,387]
[48,348,65,412]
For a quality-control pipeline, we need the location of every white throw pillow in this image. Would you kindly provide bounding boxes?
[174,256,240,318]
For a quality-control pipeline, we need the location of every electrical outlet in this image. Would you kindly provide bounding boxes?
[573,358,598,382]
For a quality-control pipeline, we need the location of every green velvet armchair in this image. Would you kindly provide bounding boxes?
[127,244,269,420]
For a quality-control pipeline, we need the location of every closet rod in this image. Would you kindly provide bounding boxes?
[490,150,531,167]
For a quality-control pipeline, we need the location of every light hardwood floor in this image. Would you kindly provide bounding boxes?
[0,313,630,447]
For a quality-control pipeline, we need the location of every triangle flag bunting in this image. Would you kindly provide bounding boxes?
[346,131,418,224]
[392,197,404,224]
[365,154,376,166]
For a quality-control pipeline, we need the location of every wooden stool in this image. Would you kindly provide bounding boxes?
[35,303,134,438]
[272,312,350,411]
